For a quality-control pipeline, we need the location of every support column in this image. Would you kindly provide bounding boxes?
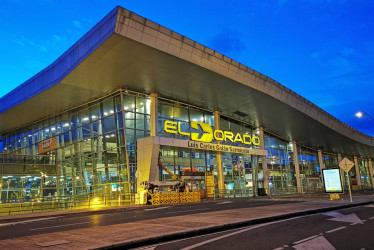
[318,150,324,185]
[150,93,158,137]
[354,156,362,187]
[292,141,302,193]
[369,159,374,188]
[337,154,345,187]
[318,150,324,170]
[259,127,269,195]
[214,111,224,197]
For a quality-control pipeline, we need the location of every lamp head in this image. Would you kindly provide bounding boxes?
[355,111,364,118]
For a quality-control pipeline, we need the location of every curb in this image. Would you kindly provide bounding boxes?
[95,200,374,249]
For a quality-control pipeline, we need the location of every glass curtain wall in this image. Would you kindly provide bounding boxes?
[358,158,372,188]
[322,153,339,169]
[219,117,257,196]
[297,146,322,192]
[264,135,296,194]
[1,91,151,203]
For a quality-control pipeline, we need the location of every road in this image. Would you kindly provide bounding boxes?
[0,199,300,241]
[139,205,374,250]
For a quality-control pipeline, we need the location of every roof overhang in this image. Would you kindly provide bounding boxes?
[1,6,373,158]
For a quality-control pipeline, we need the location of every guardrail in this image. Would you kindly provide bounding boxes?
[149,192,200,205]
[0,194,134,216]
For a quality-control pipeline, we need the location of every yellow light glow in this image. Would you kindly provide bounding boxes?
[355,111,364,118]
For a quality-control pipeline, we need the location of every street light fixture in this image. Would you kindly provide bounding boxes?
[355,111,374,122]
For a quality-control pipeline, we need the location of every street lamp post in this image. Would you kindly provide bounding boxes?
[355,111,374,122]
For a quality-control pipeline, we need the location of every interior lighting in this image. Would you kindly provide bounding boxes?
[110,110,114,114]
[91,115,97,119]
[51,127,56,131]
[104,112,108,116]
[83,117,89,121]
[63,123,69,127]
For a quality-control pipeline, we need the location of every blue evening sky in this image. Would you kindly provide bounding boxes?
[1,0,373,136]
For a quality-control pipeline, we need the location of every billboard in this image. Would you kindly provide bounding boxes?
[322,169,343,193]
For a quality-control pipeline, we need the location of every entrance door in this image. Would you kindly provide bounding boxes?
[222,153,253,197]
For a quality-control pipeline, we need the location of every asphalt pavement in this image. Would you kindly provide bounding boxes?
[0,192,373,249]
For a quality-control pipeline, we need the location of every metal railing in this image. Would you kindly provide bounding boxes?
[0,194,134,216]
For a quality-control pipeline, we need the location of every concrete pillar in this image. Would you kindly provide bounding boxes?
[338,154,348,191]
[354,156,362,187]
[369,159,374,188]
[150,93,158,137]
[318,150,324,170]
[214,111,224,197]
[259,127,269,195]
[292,141,302,193]
[318,150,324,188]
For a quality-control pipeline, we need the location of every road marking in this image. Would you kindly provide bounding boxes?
[293,235,318,245]
[272,248,283,250]
[217,201,232,204]
[180,216,310,250]
[35,240,71,247]
[144,206,170,211]
[364,204,374,208]
[322,211,363,224]
[29,222,91,231]
[369,217,374,220]
[167,208,209,214]
[325,226,346,233]
[293,236,335,250]
[0,217,62,227]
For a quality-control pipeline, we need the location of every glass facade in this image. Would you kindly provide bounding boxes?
[264,135,296,193]
[1,89,374,205]
[2,91,151,203]
[297,146,322,191]
[358,158,372,188]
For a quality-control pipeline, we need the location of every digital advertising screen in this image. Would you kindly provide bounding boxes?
[322,169,343,193]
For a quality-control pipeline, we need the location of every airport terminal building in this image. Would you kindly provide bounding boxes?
[1,6,374,204]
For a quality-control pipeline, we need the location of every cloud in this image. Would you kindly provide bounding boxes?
[208,28,246,56]
[73,20,83,29]
[12,35,47,52]
[53,35,62,41]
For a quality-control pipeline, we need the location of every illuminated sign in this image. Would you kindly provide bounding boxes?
[164,120,260,146]
[322,169,343,193]
[38,137,57,154]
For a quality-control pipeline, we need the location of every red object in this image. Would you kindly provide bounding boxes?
[182,167,198,172]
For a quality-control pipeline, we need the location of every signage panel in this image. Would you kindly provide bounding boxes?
[164,120,260,146]
[322,169,343,193]
[339,157,354,173]
[205,171,215,199]
[38,137,57,154]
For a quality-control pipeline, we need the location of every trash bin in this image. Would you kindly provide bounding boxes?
[257,188,267,196]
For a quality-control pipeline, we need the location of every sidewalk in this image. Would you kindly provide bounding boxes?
[1,193,374,249]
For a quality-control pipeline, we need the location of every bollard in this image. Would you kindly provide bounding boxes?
[8,201,11,215]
